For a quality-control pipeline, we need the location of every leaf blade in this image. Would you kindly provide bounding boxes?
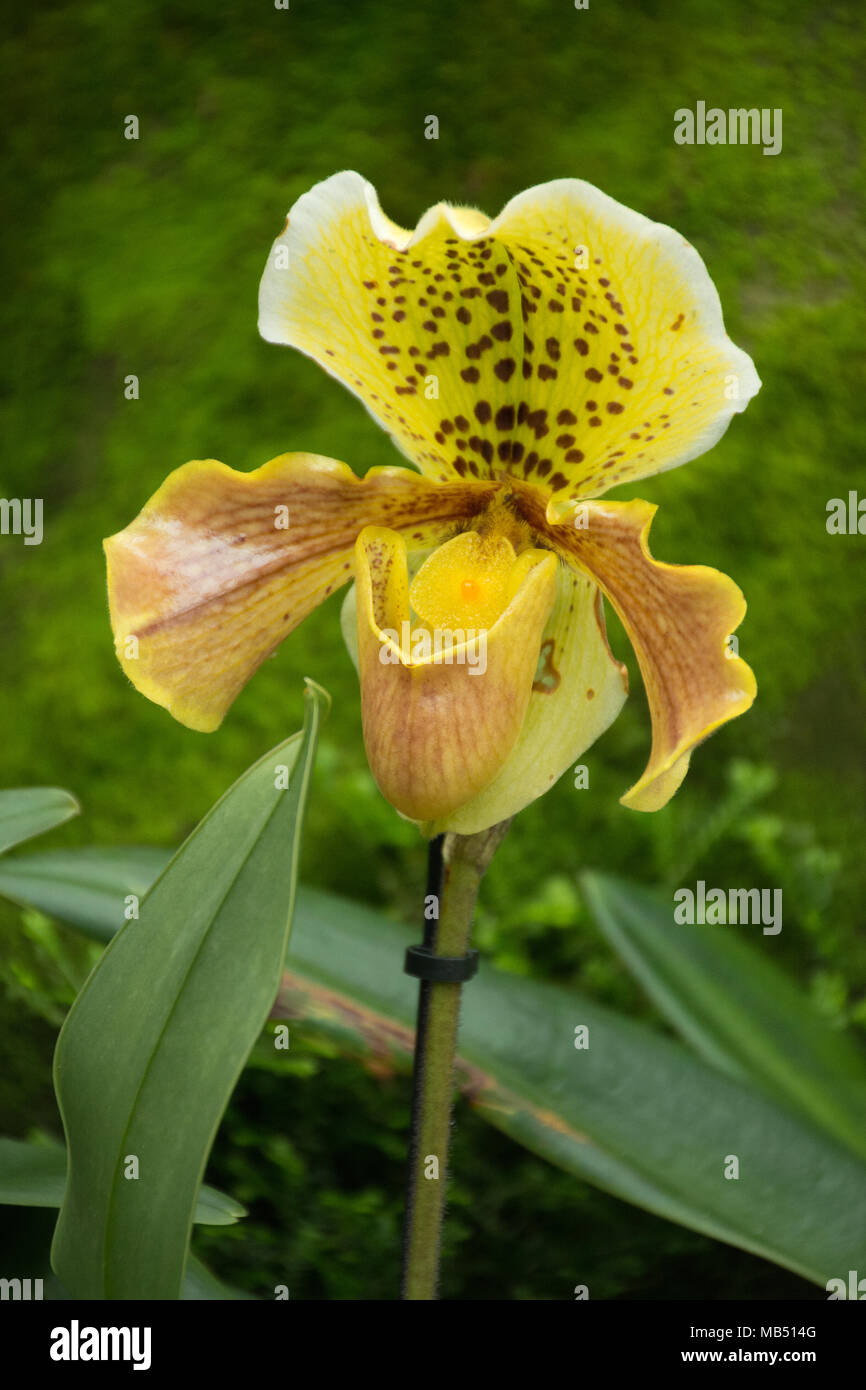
[0,788,79,856]
[51,682,325,1299]
[582,871,866,1161]
[17,833,865,1285]
[0,847,170,940]
[276,886,866,1287]
[0,1137,246,1225]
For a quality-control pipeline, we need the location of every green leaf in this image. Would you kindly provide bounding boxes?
[581,872,866,1162]
[13,829,865,1285]
[51,681,326,1300]
[0,1137,246,1226]
[273,887,866,1288]
[191,1183,248,1227]
[0,1137,68,1207]
[0,847,170,940]
[182,1254,255,1300]
[0,788,79,855]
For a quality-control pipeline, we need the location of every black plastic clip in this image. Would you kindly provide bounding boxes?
[404,944,480,984]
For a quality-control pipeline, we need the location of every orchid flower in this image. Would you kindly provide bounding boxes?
[105,172,758,835]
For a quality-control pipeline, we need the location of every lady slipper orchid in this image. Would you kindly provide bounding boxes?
[105,172,759,835]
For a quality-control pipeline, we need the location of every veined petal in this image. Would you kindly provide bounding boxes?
[486,179,760,499]
[354,526,557,822]
[258,171,528,484]
[104,453,495,731]
[541,494,756,810]
[423,567,629,836]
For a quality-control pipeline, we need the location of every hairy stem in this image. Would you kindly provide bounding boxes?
[400,820,510,1300]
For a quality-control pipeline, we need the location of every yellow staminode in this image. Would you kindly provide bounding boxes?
[409,531,549,635]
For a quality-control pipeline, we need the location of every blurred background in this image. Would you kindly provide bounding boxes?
[1,0,864,1298]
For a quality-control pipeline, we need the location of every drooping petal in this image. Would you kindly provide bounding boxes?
[422,566,629,836]
[104,453,496,731]
[258,171,529,484]
[354,526,557,822]
[485,179,760,499]
[537,491,756,810]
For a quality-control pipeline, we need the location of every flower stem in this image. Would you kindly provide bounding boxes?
[400,821,510,1300]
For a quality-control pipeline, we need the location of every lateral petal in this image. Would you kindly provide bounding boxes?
[104,453,495,731]
[542,494,756,810]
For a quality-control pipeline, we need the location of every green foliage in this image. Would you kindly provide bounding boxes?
[194,1044,819,1302]
[1,0,864,1299]
[52,689,323,1298]
[583,874,866,1160]
[3,838,862,1296]
[0,1135,246,1226]
[0,790,79,856]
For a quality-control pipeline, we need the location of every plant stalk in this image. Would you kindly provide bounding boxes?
[400,820,510,1300]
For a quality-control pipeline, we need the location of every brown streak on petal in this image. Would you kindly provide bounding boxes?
[105,454,499,731]
[531,637,562,694]
[527,491,755,810]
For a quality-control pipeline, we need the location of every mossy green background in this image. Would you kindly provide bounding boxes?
[1,0,864,1298]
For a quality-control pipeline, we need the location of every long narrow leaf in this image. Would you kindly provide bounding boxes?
[582,872,866,1161]
[51,681,326,1299]
[275,887,866,1287]
[11,833,865,1285]
[0,848,169,939]
[0,1137,245,1225]
[0,788,79,855]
